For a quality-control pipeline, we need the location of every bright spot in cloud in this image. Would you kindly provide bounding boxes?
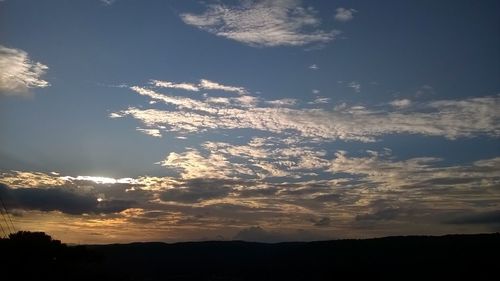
[60,176,138,185]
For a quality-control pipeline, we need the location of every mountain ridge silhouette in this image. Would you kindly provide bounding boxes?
[1,231,499,280]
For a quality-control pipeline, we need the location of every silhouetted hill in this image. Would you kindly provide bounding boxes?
[1,232,499,280]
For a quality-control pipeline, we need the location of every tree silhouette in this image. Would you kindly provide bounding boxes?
[8,230,61,245]
[0,231,102,281]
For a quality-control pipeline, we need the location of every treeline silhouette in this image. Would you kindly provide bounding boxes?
[1,231,499,280]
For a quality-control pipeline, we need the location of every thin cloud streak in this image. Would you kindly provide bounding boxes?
[152,78,247,95]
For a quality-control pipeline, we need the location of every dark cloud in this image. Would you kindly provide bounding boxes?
[92,183,153,202]
[312,193,342,203]
[237,187,277,198]
[356,208,400,222]
[417,177,483,186]
[445,210,500,225]
[160,179,234,203]
[312,217,331,227]
[0,183,133,215]
[98,199,135,213]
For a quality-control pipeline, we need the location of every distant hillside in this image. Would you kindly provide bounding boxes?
[2,232,499,280]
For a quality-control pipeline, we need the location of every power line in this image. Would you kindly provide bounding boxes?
[0,207,13,235]
[0,211,7,238]
[0,205,11,235]
[0,208,10,234]
[0,196,15,233]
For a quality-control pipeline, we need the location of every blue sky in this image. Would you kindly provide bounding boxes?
[0,0,499,243]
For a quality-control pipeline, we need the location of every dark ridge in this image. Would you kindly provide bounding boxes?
[1,231,499,280]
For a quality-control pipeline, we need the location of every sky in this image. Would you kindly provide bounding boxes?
[0,0,499,244]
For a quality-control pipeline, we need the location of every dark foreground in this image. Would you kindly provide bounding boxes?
[1,232,499,280]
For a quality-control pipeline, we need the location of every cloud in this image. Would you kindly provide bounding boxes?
[0,171,145,189]
[180,0,338,47]
[334,8,357,22]
[60,175,139,185]
[159,179,232,203]
[390,99,412,108]
[445,210,500,225]
[309,97,330,104]
[200,138,329,178]
[0,45,50,96]
[266,98,297,107]
[0,171,70,187]
[150,79,200,92]
[152,78,247,95]
[313,217,331,227]
[416,85,435,97]
[136,128,162,138]
[158,149,254,179]
[199,79,247,95]
[2,157,499,242]
[206,97,230,105]
[113,82,500,142]
[356,208,401,221]
[110,107,219,133]
[234,95,260,106]
[100,0,116,5]
[348,81,361,93]
[202,139,269,160]
[130,86,217,113]
[328,150,500,191]
[159,149,231,179]
[0,183,133,215]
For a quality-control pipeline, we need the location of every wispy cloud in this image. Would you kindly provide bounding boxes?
[390,99,412,108]
[180,0,338,47]
[328,150,500,216]
[309,64,319,70]
[348,81,361,93]
[136,128,162,138]
[150,79,200,92]
[266,98,297,107]
[309,97,330,104]
[152,78,247,95]
[334,7,357,22]
[100,0,116,6]
[130,86,217,113]
[0,45,50,96]
[112,80,500,142]
[199,79,247,95]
